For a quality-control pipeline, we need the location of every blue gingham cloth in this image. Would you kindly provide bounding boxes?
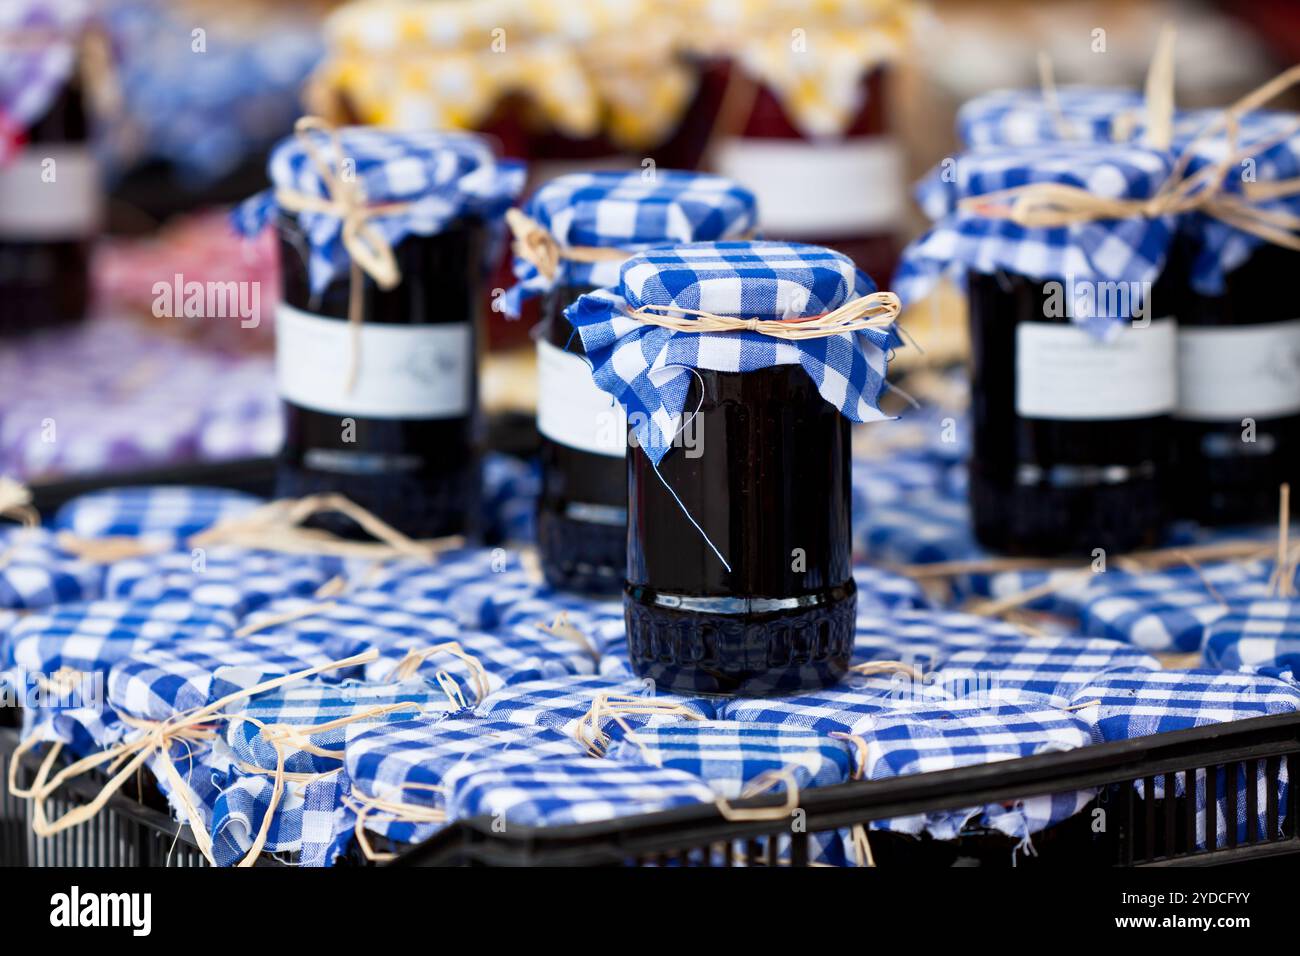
[0,526,102,609]
[565,241,900,465]
[859,491,980,566]
[1080,579,1275,652]
[472,674,716,748]
[1203,600,1300,673]
[448,756,715,827]
[0,0,91,159]
[211,771,346,868]
[718,675,968,735]
[232,125,525,293]
[481,452,540,544]
[502,169,757,316]
[1070,669,1300,847]
[933,637,1160,709]
[344,715,587,845]
[853,608,1027,672]
[362,548,541,630]
[852,563,930,613]
[606,721,853,799]
[52,486,264,541]
[235,590,460,654]
[104,546,336,618]
[957,86,1147,149]
[898,143,1178,338]
[860,703,1097,842]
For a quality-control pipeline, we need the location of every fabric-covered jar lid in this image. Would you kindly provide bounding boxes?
[232,123,525,294]
[503,169,757,315]
[898,142,1178,338]
[566,240,901,464]
[957,86,1149,149]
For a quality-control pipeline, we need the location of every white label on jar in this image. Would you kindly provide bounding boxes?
[1016,318,1177,420]
[536,339,626,457]
[276,303,472,419]
[1177,320,1300,421]
[713,135,905,236]
[0,145,101,239]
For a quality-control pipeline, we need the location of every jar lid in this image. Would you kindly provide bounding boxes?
[232,124,525,294]
[0,0,93,163]
[565,240,900,465]
[957,86,1148,149]
[900,142,1177,338]
[503,169,757,316]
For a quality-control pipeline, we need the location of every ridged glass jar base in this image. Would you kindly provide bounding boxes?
[536,508,625,595]
[277,458,481,541]
[625,581,856,696]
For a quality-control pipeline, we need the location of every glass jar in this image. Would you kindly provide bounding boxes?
[967,269,1178,556]
[1172,242,1300,524]
[536,285,627,594]
[625,364,856,695]
[0,82,97,336]
[710,64,902,282]
[275,211,486,539]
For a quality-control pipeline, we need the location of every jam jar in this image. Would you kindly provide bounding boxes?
[536,282,627,594]
[275,211,486,539]
[625,364,857,695]
[0,82,98,336]
[710,64,903,282]
[967,268,1179,556]
[1172,241,1300,524]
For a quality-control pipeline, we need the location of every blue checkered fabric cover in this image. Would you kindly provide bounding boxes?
[859,492,980,566]
[52,486,264,541]
[565,241,901,465]
[448,756,716,827]
[211,771,346,868]
[1071,668,1300,847]
[718,674,968,735]
[1203,600,1300,672]
[956,86,1148,149]
[853,608,1026,672]
[861,703,1097,841]
[0,527,102,610]
[232,126,525,293]
[104,546,336,618]
[951,567,1108,617]
[344,715,588,844]
[504,170,757,316]
[1080,579,1274,652]
[481,452,540,544]
[851,455,946,508]
[934,637,1160,709]
[1172,108,1300,294]
[0,0,91,152]
[853,564,930,613]
[606,721,854,798]
[236,590,461,654]
[897,143,1178,338]
[472,674,716,745]
[362,548,540,630]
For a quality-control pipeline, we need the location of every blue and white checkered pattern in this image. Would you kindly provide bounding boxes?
[473,674,716,746]
[859,492,980,566]
[211,770,346,867]
[481,452,540,544]
[104,546,336,618]
[1203,600,1300,672]
[344,715,588,844]
[52,486,264,541]
[861,703,1096,841]
[232,125,525,293]
[852,564,930,613]
[853,608,1026,672]
[503,170,757,316]
[448,756,715,827]
[0,0,90,159]
[957,86,1147,150]
[897,143,1178,339]
[1080,581,1275,652]
[606,721,853,799]
[236,590,461,656]
[1071,668,1300,847]
[718,675,967,735]
[566,241,900,465]
[0,527,102,610]
[361,548,540,630]
[934,637,1160,709]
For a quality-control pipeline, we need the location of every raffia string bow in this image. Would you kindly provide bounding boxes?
[626,290,902,339]
[506,208,631,283]
[273,116,412,393]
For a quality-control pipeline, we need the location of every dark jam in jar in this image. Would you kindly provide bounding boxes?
[1172,242,1300,524]
[0,83,96,336]
[536,284,626,594]
[711,64,901,282]
[626,364,855,695]
[967,269,1178,556]
[275,212,485,539]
